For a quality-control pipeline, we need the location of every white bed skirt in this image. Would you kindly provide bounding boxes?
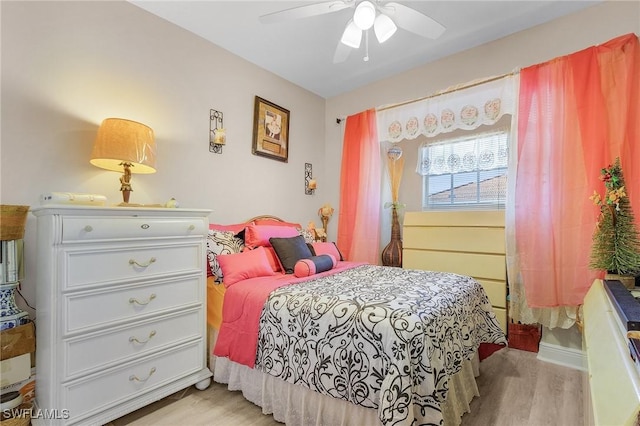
[211,352,480,426]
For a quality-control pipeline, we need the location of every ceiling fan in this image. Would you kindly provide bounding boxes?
[259,1,446,63]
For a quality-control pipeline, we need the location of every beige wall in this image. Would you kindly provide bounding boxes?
[1,1,328,317]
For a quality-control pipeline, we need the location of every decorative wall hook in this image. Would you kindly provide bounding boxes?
[209,109,225,154]
[305,163,316,195]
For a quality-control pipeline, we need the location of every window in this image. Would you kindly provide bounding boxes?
[419,128,509,209]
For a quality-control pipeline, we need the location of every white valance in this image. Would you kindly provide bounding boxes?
[376,74,517,143]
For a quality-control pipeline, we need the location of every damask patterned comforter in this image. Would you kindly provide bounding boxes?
[255,264,506,426]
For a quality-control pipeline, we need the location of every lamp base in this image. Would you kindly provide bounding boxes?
[0,282,30,331]
[120,163,132,203]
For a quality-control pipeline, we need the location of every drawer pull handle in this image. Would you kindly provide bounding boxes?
[129,367,156,382]
[129,294,156,305]
[188,224,195,231]
[129,330,157,344]
[129,257,156,268]
[84,225,93,232]
[141,224,150,229]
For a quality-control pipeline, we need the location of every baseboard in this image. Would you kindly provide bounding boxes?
[537,341,586,371]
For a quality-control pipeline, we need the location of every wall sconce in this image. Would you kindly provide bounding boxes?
[305,163,316,195]
[209,109,225,154]
[90,118,156,205]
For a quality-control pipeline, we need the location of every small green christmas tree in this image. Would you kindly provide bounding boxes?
[589,158,640,276]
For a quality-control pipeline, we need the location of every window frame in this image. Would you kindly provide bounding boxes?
[420,127,510,211]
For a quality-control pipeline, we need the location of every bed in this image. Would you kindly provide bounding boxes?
[206,216,507,426]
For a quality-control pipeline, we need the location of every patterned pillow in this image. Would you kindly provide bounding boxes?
[298,228,316,244]
[207,230,245,282]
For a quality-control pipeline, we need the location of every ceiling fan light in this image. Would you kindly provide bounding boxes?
[340,20,362,48]
[374,14,397,43]
[353,1,376,30]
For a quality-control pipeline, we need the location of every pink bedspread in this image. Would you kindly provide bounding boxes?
[213,261,365,368]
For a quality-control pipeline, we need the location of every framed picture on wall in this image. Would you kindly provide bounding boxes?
[252,96,290,162]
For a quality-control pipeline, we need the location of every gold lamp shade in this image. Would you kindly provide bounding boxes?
[90,118,156,204]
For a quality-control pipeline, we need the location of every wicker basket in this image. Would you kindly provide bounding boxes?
[0,402,32,426]
[605,273,636,289]
[0,206,29,241]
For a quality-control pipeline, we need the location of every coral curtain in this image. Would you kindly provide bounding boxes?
[337,109,381,264]
[508,33,640,328]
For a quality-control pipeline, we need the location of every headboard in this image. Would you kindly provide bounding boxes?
[207,214,319,331]
[245,215,287,223]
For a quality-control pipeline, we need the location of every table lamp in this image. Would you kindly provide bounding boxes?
[90,118,156,205]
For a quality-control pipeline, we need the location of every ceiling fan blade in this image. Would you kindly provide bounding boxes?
[381,2,445,39]
[333,40,352,63]
[340,19,362,48]
[260,1,352,24]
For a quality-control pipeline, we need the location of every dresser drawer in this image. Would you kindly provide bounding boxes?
[64,242,202,289]
[63,341,204,422]
[64,277,202,333]
[65,308,203,379]
[62,216,206,242]
[33,206,212,426]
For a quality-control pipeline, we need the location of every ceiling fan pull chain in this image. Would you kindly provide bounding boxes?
[364,30,370,62]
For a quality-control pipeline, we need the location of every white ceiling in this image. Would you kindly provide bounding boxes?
[130,0,601,98]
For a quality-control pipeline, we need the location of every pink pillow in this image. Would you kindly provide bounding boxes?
[294,254,337,277]
[217,246,275,287]
[253,218,302,229]
[244,224,300,249]
[210,223,247,234]
[263,246,282,273]
[309,242,344,261]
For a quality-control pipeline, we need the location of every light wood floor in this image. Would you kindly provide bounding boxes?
[108,348,585,426]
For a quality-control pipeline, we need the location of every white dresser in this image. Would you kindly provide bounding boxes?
[583,279,640,425]
[31,206,213,425]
